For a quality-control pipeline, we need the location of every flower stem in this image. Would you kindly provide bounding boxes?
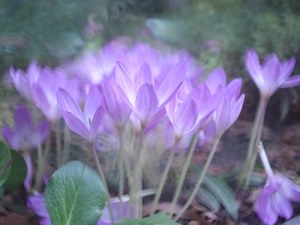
[239,96,268,188]
[174,134,221,221]
[257,142,274,177]
[150,137,181,215]
[62,122,71,165]
[169,132,199,217]
[118,127,125,220]
[132,126,145,218]
[54,120,62,167]
[34,144,44,191]
[90,141,115,224]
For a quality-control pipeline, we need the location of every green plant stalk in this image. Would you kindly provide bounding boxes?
[169,132,200,217]
[53,120,62,167]
[118,127,125,220]
[132,126,145,218]
[90,142,115,224]
[34,145,44,191]
[239,96,268,188]
[174,134,221,221]
[62,122,71,164]
[150,137,181,215]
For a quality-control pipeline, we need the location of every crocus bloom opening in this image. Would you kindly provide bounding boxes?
[57,86,104,142]
[245,49,300,98]
[2,104,49,191]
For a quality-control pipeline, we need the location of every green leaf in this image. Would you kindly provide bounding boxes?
[203,174,238,220]
[0,141,12,187]
[4,150,27,194]
[44,161,106,225]
[196,187,221,213]
[116,212,181,225]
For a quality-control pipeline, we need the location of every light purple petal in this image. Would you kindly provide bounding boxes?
[57,88,85,123]
[174,99,198,136]
[84,85,102,122]
[27,194,49,218]
[245,49,264,88]
[144,107,166,134]
[2,127,20,150]
[34,120,50,145]
[205,68,227,93]
[280,75,300,88]
[157,61,186,104]
[271,191,293,219]
[23,153,32,191]
[135,62,153,88]
[135,83,159,122]
[256,184,279,225]
[62,111,90,140]
[225,78,242,100]
[14,105,33,135]
[280,57,296,80]
[90,106,105,140]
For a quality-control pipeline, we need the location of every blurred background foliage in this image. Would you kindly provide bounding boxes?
[0,0,300,78]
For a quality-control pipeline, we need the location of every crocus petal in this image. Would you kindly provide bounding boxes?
[256,184,279,225]
[116,62,136,105]
[174,99,198,136]
[27,194,49,218]
[144,107,166,134]
[135,83,159,122]
[157,61,186,104]
[245,49,264,87]
[280,75,300,88]
[225,78,242,100]
[135,62,153,88]
[90,106,105,141]
[14,105,33,135]
[31,120,49,147]
[23,153,32,191]
[280,57,296,79]
[205,68,227,93]
[271,191,293,219]
[84,86,102,122]
[2,127,19,150]
[57,88,85,123]
[62,111,90,140]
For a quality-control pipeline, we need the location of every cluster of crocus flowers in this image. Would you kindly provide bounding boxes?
[6,38,246,224]
[256,142,300,225]
[241,49,300,188]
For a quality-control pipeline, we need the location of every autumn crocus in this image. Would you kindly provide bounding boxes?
[2,104,49,191]
[175,74,244,221]
[256,142,300,225]
[241,49,300,188]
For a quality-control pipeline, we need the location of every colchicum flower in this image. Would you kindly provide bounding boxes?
[57,86,104,142]
[245,49,300,98]
[2,104,49,190]
[256,142,300,225]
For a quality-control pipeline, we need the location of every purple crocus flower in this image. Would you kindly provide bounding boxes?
[245,49,300,98]
[2,104,49,191]
[256,142,300,225]
[116,61,185,129]
[9,60,41,101]
[57,86,104,142]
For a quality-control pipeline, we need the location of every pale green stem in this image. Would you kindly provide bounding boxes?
[53,120,62,167]
[34,144,44,191]
[62,122,71,164]
[150,137,181,215]
[169,132,199,217]
[174,134,221,221]
[132,126,145,218]
[257,142,274,177]
[43,125,52,172]
[118,127,125,220]
[241,96,268,188]
[90,141,115,224]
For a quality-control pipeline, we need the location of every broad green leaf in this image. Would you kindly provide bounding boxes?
[196,187,221,212]
[4,150,27,194]
[116,212,181,225]
[44,161,106,225]
[0,141,12,187]
[203,174,238,220]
